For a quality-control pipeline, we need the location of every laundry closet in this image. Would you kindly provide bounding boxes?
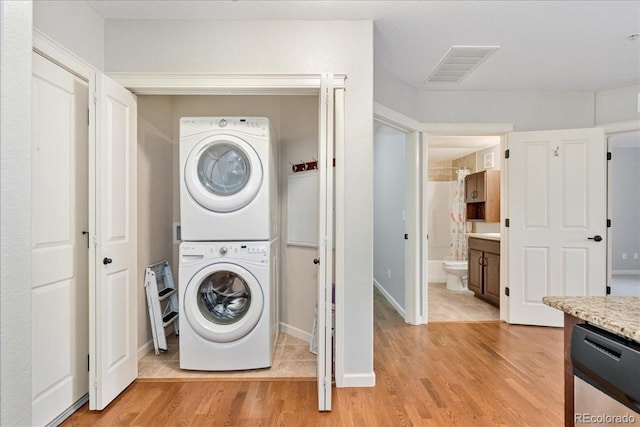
[136,94,323,365]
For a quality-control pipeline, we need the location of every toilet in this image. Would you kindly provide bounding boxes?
[442,260,469,292]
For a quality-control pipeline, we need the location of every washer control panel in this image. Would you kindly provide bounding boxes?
[180,242,268,264]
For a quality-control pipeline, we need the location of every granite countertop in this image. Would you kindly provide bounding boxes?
[467,233,500,241]
[543,296,640,343]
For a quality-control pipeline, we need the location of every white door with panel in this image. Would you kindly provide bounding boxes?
[31,52,89,426]
[508,128,606,326]
[89,73,138,410]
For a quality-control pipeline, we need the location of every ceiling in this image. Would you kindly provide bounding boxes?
[87,1,639,161]
[87,0,640,92]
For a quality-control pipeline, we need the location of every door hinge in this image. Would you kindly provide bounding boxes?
[404,234,408,240]
[93,93,98,104]
[505,218,510,228]
[87,354,90,371]
[505,287,510,296]
[505,149,510,159]
[607,219,612,228]
[607,152,612,160]
[606,285,611,295]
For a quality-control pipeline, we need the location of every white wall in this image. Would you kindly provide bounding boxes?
[104,19,374,384]
[33,0,104,70]
[419,91,595,131]
[595,85,640,125]
[374,65,419,121]
[373,126,406,311]
[0,2,33,425]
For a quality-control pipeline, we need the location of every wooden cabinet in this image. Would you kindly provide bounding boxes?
[467,237,500,307]
[465,170,500,222]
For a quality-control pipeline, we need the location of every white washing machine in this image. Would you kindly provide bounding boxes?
[179,240,279,371]
[180,117,278,241]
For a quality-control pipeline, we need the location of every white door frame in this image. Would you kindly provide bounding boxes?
[374,102,514,323]
[111,73,347,401]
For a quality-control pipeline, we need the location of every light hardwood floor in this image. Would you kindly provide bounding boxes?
[63,289,564,426]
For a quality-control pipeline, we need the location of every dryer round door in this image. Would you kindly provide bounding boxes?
[184,134,263,213]
[184,262,264,343]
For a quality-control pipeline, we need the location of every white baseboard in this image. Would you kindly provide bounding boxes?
[279,322,311,343]
[138,339,154,360]
[612,270,640,275]
[373,279,406,318]
[47,394,89,427]
[339,372,376,388]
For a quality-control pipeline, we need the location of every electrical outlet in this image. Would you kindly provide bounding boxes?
[387,269,391,279]
[622,253,628,260]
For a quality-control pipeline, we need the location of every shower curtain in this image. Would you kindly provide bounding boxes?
[450,169,470,261]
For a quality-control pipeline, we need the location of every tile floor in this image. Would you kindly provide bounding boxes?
[138,332,316,380]
[428,282,499,322]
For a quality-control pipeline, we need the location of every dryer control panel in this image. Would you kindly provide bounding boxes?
[180,116,269,137]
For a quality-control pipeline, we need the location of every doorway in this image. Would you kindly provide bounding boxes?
[373,123,408,317]
[426,134,501,322]
[607,130,640,296]
[135,94,324,379]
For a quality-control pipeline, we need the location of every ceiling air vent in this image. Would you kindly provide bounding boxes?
[423,45,500,84]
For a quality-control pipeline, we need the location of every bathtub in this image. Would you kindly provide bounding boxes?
[428,260,448,283]
[427,247,450,283]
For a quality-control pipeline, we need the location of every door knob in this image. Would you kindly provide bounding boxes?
[313,258,320,265]
[587,235,603,242]
[103,257,113,265]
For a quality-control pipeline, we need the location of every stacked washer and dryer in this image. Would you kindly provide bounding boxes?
[179,117,279,371]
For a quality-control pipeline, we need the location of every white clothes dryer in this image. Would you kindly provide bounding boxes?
[178,241,279,371]
[180,117,278,241]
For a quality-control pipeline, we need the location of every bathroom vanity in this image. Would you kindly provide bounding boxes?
[467,234,500,307]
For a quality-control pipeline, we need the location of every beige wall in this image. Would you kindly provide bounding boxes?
[137,96,175,349]
[136,95,320,351]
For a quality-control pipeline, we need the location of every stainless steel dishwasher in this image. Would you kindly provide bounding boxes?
[571,323,640,425]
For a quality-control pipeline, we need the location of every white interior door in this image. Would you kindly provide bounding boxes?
[508,128,606,326]
[31,51,89,426]
[89,73,138,410]
[316,74,335,411]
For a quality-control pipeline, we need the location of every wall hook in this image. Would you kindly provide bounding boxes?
[553,146,560,157]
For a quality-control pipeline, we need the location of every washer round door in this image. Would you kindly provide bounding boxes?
[184,134,263,213]
[184,263,264,343]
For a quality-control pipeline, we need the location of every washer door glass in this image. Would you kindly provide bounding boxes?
[184,263,264,343]
[198,143,250,197]
[185,135,263,213]
[198,270,251,325]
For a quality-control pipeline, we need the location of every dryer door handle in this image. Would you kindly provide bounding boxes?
[313,258,320,265]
